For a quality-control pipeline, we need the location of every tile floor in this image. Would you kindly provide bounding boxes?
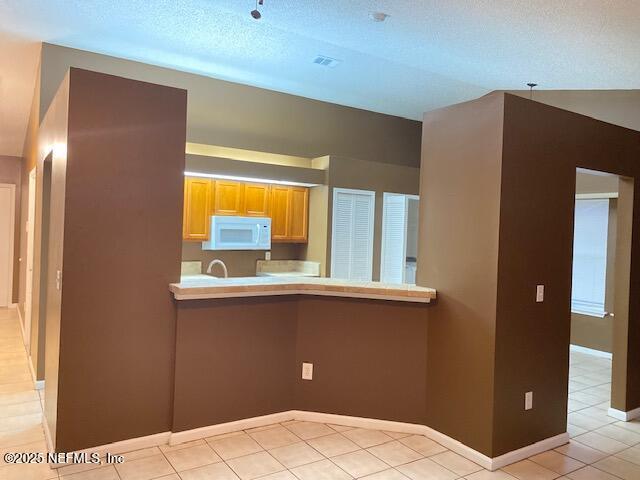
[1,307,640,479]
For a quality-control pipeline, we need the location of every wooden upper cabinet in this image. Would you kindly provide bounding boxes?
[243,183,271,217]
[288,187,309,242]
[270,186,291,241]
[271,186,309,243]
[182,177,309,243]
[213,180,244,216]
[183,177,212,241]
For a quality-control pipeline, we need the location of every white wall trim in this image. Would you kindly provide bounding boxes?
[26,355,44,390]
[169,411,295,445]
[290,411,568,471]
[608,407,640,422]
[487,433,569,470]
[50,431,171,468]
[576,192,618,200]
[47,410,570,471]
[570,344,613,359]
[43,413,54,453]
[15,304,28,347]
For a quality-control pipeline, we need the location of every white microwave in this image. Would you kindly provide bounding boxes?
[202,216,271,251]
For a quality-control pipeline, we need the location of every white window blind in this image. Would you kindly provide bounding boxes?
[331,188,375,281]
[380,193,408,284]
[571,199,609,317]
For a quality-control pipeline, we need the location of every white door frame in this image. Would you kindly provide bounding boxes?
[0,183,16,308]
[380,192,419,284]
[24,168,37,351]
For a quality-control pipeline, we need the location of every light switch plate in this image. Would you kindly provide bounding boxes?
[265,251,271,261]
[302,362,313,380]
[525,391,533,410]
[536,285,544,303]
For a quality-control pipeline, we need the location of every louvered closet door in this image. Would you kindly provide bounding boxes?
[331,188,375,281]
[380,193,407,284]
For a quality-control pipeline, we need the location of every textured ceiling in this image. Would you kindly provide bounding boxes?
[0,0,639,155]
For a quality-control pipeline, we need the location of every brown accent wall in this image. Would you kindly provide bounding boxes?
[295,297,428,424]
[418,91,640,457]
[173,297,297,431]
[41,68,187,452]
[173,296,430,432]
[0,155,22,303]
[418,94,504,456]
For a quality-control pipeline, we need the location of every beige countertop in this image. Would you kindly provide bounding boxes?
[170,276,436,303]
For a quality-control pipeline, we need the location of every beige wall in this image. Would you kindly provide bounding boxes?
[509,90,640,132]
[39,44,421,167]
[327,156,420,281]
[182,243,304,278]
[0,155,21,303]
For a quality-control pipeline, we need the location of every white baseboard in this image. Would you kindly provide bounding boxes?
[290,411,568,471]
[487,433,569,470]
[570,344,613,359]
[43,414,54,453]
[169,411,295,445]
[608,407,640,422]
[27,355,44,390]
[48,410,570,472]
[15,305,28,347]
[50,431,171,468]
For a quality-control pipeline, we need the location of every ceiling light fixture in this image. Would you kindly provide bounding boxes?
[251,0,263,19]
[369,12,390,22]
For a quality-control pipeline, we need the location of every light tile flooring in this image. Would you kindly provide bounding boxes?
[1,307,640,479]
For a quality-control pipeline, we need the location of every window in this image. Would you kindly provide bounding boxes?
[331,188,375,281]
[571,199,609,317]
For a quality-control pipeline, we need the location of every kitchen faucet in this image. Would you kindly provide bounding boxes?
[206,259,228,278]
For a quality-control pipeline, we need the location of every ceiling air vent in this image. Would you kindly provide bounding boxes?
[313,55,342,68]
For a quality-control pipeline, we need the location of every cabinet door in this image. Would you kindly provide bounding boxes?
[213,180,244,216]
[243,183,271,217]
[183,177,212,241]
[288,187,309,243]
[270,186,290,241]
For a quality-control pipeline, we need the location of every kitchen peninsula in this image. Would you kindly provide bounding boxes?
[170,275,436,302]
[170,276,436,436]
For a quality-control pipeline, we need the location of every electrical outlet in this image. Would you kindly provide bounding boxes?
[265,251,271,261]
[302,362,313,380]
[525,391,533,410]
[536,285,544,303]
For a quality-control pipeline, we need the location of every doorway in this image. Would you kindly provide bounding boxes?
[0,183,16,308]
[380,193,419,284]
[24,168,36,351]
[568,168,632,435]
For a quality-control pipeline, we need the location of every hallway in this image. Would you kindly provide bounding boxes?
[0,307,55,479]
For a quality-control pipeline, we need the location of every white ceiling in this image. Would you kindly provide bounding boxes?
[1,0,639,157]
